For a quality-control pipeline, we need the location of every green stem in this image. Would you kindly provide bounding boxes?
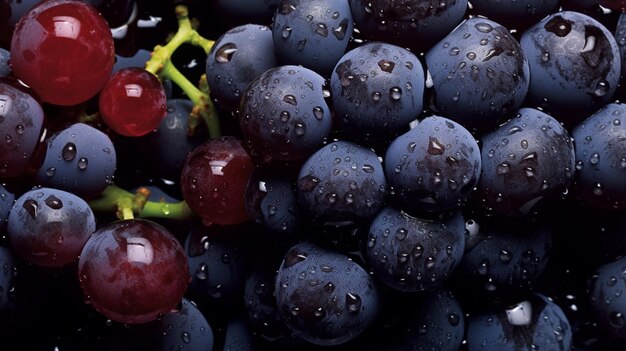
[89,185,195,221]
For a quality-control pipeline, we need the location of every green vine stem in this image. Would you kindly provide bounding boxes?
[89,185,195,221]
[144,5,219,138]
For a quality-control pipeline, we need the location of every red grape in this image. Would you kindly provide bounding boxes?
[10,0,115,106]
[99,67,167,137]
[78,219,189,324]
[181,136,254,226]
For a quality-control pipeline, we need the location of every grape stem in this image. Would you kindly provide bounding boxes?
[144,5,220,138]
[89,185,195,221]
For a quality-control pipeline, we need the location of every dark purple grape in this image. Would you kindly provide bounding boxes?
[384,115,481,213]
[78,219,189,324]
[36,123,117,200]
[272,0,353,75]
[184,224,251,311]
[244,167,301,245]
[297,140,386,225]
[349,0,468,52]
[109,298,214,351]
[470,0,559,30]
[520,11,621,125]
[275,242,379,346]
[571,103,626,211]
[616,13,626,78]
[7,187,96,267]
[453,218,552,306]
[589,256,626,341]
[365,207,465,292]
[392,289,465,351]
[425,17,530,132]
[0,183,14,230]
[206,24,278,112]
[476,108,575,217]
[0,82,45,179]
[239,65,332,162]
[330,42,425,145]
[466,294,572,350]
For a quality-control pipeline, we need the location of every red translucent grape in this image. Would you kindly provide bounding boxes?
[10,0,115,106]
[181,136,254,226]
[78,219,189,324]
[99,67,167,137]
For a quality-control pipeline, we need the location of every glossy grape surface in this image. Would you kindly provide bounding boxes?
[10,0,115,106]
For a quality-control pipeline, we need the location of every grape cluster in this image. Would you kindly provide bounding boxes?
[0,0,625,350]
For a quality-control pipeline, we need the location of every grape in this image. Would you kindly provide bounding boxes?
[10,0,115,106]
[330,42,425,145]
[519,11,622,126]
[425,17,530,132]
[99,67,167,137]
[571,103,626,211]
[272,0,354,75]
[384,115,481,213]
[275,242,379,346]
[589,256,626,341]
[296,140,386,225]
[7,187,96,267]
[78,219,189,324]
[349,0,468,52]
[365,207,465,292]
[476,108,575,217]
[617,13,626,78]
[180,136,254,226]
[0,82,45,179]
[206,24,278,113]
[466,294,572,350]
[36,123,117,200]
[239,65,332,162]
[0,48,10,77]
[0,184,14,231]
[109,298,214,351]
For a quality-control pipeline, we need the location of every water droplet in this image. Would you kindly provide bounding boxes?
[313,106,324,120]
[475,22,494,33]
[23,199,38,219]
[521,140,529,149]
[449,47,460,56]
[362,164,374,173]
[281,27,292,39]
[346,293,362,313]
[45,167,56,177]
[466,52,476,60]
[77,157,88,170]
[181,331,191,344]
[215,43,237,63]
[610,311,624,328]
[324,282,335,293]
[15,125,24,135]
[283,95,297,106]
[297,39,306,51]
[44,195,63,209]
[195,263,208,280]
[62,142,77,161]
[448,313,460,326]
[499,250,512,263]
[333,19,348,40]
[315,23,328,37]
[590,153,600,165]
[390,87,402,100]
[378,59,395,73]
[396,228,407,241]
[594,80,610,97]
[428,137,445,155]
[496,163,510,175]
[542,51,550,62]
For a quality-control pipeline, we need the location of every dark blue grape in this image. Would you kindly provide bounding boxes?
[184,224,251,311]
[572,103,626,211]
[275,242,379,346]
[206,24,278,112]
[520,11,622,126]
[297,140,386,225]
[7,187,96,267]
[392,289,465,351]
[330,42,425,144]
[384,116,481,213]
[239,65,332,162]
[36,123,117,200]
[0,184,14,230]
[349,0,468,52]
[0,48,10,77]
[244,167,301,245]
[0,82,45,179]
[470,0,559,30]
[365,207,465,292]
[109,298,214,351]
[466,294,572,350]
[425,17,530,131]
[589,257,626,341]
[616,13,626,78]
[453,218,552,305]
[127,99,208,182]
[272,0,353,75]
[476,108,575,217]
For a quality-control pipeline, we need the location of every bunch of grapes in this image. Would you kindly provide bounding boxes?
[0,0,625,350]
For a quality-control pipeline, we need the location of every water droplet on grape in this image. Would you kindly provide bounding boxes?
[62,142,77,161]
[215,43,237,63]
